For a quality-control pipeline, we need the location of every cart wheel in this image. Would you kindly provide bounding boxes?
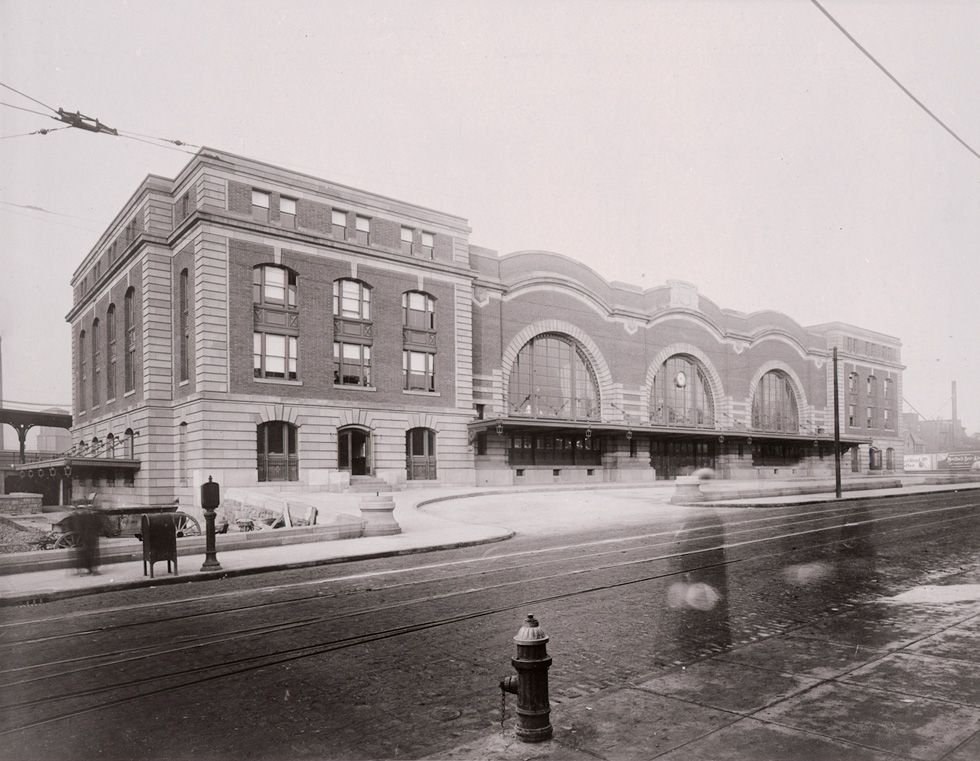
[174,512,202,538]
[54,531,81,549]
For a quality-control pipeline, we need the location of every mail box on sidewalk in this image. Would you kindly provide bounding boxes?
[141,513,178,578]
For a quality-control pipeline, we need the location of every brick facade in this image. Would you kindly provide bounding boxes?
[63,149,904,514]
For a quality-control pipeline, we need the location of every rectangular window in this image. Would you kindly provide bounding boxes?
[331,209,347,238]
[333,342,372,386]
[884,378,893,398]
[254,333,297,380]
[252,189,270,222]
[401,226,414,254]
[403,350,435,391]
[421,231,434,259]
[848,405,856,427]
[280,196,296,228]
[866,407,874,429]
[883,409,892,429]
[107,309,116,400]
[356,215,370,244]
[179,270,190,382]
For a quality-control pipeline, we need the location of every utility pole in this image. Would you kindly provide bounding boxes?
[833,346,842,498]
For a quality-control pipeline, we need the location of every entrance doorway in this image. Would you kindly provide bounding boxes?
[650,439,716,480]
[338,427,370,475]
[257,421,299,482]
[406,428,437,480]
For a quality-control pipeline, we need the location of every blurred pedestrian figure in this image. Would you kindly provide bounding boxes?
[71,506,102,575]
[668,509,732,651]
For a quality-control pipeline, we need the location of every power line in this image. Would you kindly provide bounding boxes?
[809,0,980,163]
[0,126,71,140]
[0,100,57,120]
[0,81,59,115]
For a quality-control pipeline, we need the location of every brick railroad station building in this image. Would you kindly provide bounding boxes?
[47,149,904,514]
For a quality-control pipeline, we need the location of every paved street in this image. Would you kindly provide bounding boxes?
[0,487,978,760]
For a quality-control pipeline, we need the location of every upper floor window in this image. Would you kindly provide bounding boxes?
[334,342,371,386]
[79,329,87,411]
[333,279,371,320]
[179,269,190,382]
[280,196,296,229]
[508,333,600,420]
[867,375,876,395]
[403,291,435,330]
[883,378,893,398]
[421,231,434,259]
[254,334,297,380]
[252,189,271,222]
[355,215,370,245]
[848,372,858,392]
[650,355,714,427]
[91,319,101,407]
[124,287,137,393]
[883,409,892,429]
[866,406,874,428]
[401,226,414,255]
[94,260,102,281]
[404,350,435,392]
[106,305,117,400]
[848,404,856,427]
[253,265,297,307]
[331,209,347,238]
[751,370,799,433]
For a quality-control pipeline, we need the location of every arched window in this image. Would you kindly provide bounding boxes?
[253,265,296,307]
[106,432,116,458]
[257,421,299,482]
[106,305,116,400]
[885,447,895,470]
[179,269,190,382]
[650,355,714,427]
[124,428,135,459]
[124,287,137,393]
[508,334,599,420]
[178,422,188,486]
[78,329,87,411]
[333,278,371,319]
[402,291,435,329]
[751,370,799,433]
[333,279,373,386]
[869,446,882,470]
[253,266,299,381]
[867,375,876,396]
[91,319,101,407]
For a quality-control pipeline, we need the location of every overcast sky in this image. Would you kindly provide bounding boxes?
[1,0,978,447]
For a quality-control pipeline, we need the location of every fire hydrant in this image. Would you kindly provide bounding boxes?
[499,614,553,742]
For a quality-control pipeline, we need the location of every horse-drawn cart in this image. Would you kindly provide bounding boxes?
[32,504,201,549]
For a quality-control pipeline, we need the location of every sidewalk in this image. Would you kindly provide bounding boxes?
[433,575,980,761]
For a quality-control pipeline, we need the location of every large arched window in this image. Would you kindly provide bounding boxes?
[508,334,599,420]
[257,421,298,482]
[78,329,87,410]
[333,279,373,387]
[751,370,799,432]
[253,265,299,381]
[179,269,190,382]
[650,355,714,427]
[106,304,116,400]
[91,318,101,407]
[124,287,137,393]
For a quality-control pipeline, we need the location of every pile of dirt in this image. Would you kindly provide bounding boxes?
[0,521,46,554]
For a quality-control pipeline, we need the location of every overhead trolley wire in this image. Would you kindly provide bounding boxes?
[0,126,71,140]
[0,81,59,115]
[809,0,980,163]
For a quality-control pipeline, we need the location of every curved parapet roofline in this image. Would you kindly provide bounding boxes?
[498,250,824,360]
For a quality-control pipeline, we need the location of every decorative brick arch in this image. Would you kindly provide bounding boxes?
[747,361,810,429]
[337,409,377,430]
[501,320,614,412]
[644,343,726,423]
[406,413,439,432]
[254,403,300,426]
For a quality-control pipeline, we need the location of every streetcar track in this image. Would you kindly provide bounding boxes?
[0,507,972,729]
[0,498,971,658]
[0,498,973,662]
[2,494,971,643]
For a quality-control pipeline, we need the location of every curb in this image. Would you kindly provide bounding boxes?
[0,530,515,607]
